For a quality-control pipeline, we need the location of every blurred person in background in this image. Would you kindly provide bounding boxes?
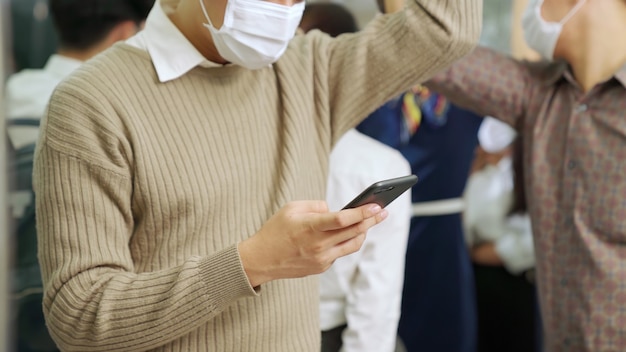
[323,129,412,352]
[427,0,626,350]
[464,117,539,352]
[356,1,483,351]
[2,1,12,350]
[300,4,412,351]
[5,1,153,351]
[9,0,58,72]
[358,80,482,352]
[5,0,154,149]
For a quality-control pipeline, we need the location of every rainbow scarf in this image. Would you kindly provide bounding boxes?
[401,85,450,139]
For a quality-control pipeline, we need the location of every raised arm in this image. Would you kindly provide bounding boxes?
[299,0,483,142]
[425,46,534,127]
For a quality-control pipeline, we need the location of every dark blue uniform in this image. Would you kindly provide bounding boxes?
[357,91,482,352]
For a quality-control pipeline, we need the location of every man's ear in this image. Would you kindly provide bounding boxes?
[108,20,141,43]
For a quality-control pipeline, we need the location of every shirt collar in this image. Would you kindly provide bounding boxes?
[616,64,626,88]
[541,60,569,86]
[137,0,222,82]
[44,54,83,78]
[542,60,626,89]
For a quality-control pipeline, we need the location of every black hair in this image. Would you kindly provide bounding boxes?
[300,3,358,38]
[49,0,154,50]
[376,0,385,13]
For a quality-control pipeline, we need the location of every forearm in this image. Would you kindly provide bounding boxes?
[35,147,256,351]
[44,248,254,352]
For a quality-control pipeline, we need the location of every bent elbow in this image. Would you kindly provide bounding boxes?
[451,25,481,59]
[443,1,483,62]
[43,294,108,352]
[43,304,84,352]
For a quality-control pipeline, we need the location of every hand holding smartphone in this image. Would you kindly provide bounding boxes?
[342,175,418,210]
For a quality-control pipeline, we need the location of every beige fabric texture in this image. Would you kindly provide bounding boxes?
[33,0,482,350]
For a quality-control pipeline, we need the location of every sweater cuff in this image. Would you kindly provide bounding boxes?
[198,244,259,309]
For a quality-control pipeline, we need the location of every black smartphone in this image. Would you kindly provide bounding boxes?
[342,175,418,210]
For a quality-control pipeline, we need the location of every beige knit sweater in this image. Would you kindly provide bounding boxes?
[34,1,482,351]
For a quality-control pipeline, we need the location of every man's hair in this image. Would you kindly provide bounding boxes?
[49,0,154,50]
[300,3,358,38]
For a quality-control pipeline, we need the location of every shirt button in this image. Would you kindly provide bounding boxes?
[575,104,588,113]
[568,161,577,170]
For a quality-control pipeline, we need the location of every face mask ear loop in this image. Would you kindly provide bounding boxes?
[199,0,215,27]
[559,0,586,25]
[289,2,306,17]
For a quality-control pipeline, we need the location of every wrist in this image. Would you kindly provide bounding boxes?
[238,238,272,288]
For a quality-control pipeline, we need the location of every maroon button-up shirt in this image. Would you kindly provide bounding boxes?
[428,46,626,352]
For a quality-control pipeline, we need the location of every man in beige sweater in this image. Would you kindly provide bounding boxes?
[33,0,482,350]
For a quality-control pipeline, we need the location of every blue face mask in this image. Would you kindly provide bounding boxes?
[522,0,586,60]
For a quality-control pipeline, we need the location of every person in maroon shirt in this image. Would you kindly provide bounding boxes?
[426,0,626,351]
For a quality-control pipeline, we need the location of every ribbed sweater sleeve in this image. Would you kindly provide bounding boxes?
[35,78,258,351]
[290,0,483,144]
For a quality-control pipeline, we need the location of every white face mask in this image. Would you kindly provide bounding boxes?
[199,0,305,70]
[522,0,586,60]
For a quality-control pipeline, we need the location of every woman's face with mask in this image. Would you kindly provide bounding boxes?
[522,0,586,59]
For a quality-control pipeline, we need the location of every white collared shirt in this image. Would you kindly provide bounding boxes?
[5,54,82,148]
[126,0,222,82]
[322,129,411,352]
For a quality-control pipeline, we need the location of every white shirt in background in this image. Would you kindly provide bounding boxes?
[463,156,535,274]
[5,54,82,148]
[322,129,411,352]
